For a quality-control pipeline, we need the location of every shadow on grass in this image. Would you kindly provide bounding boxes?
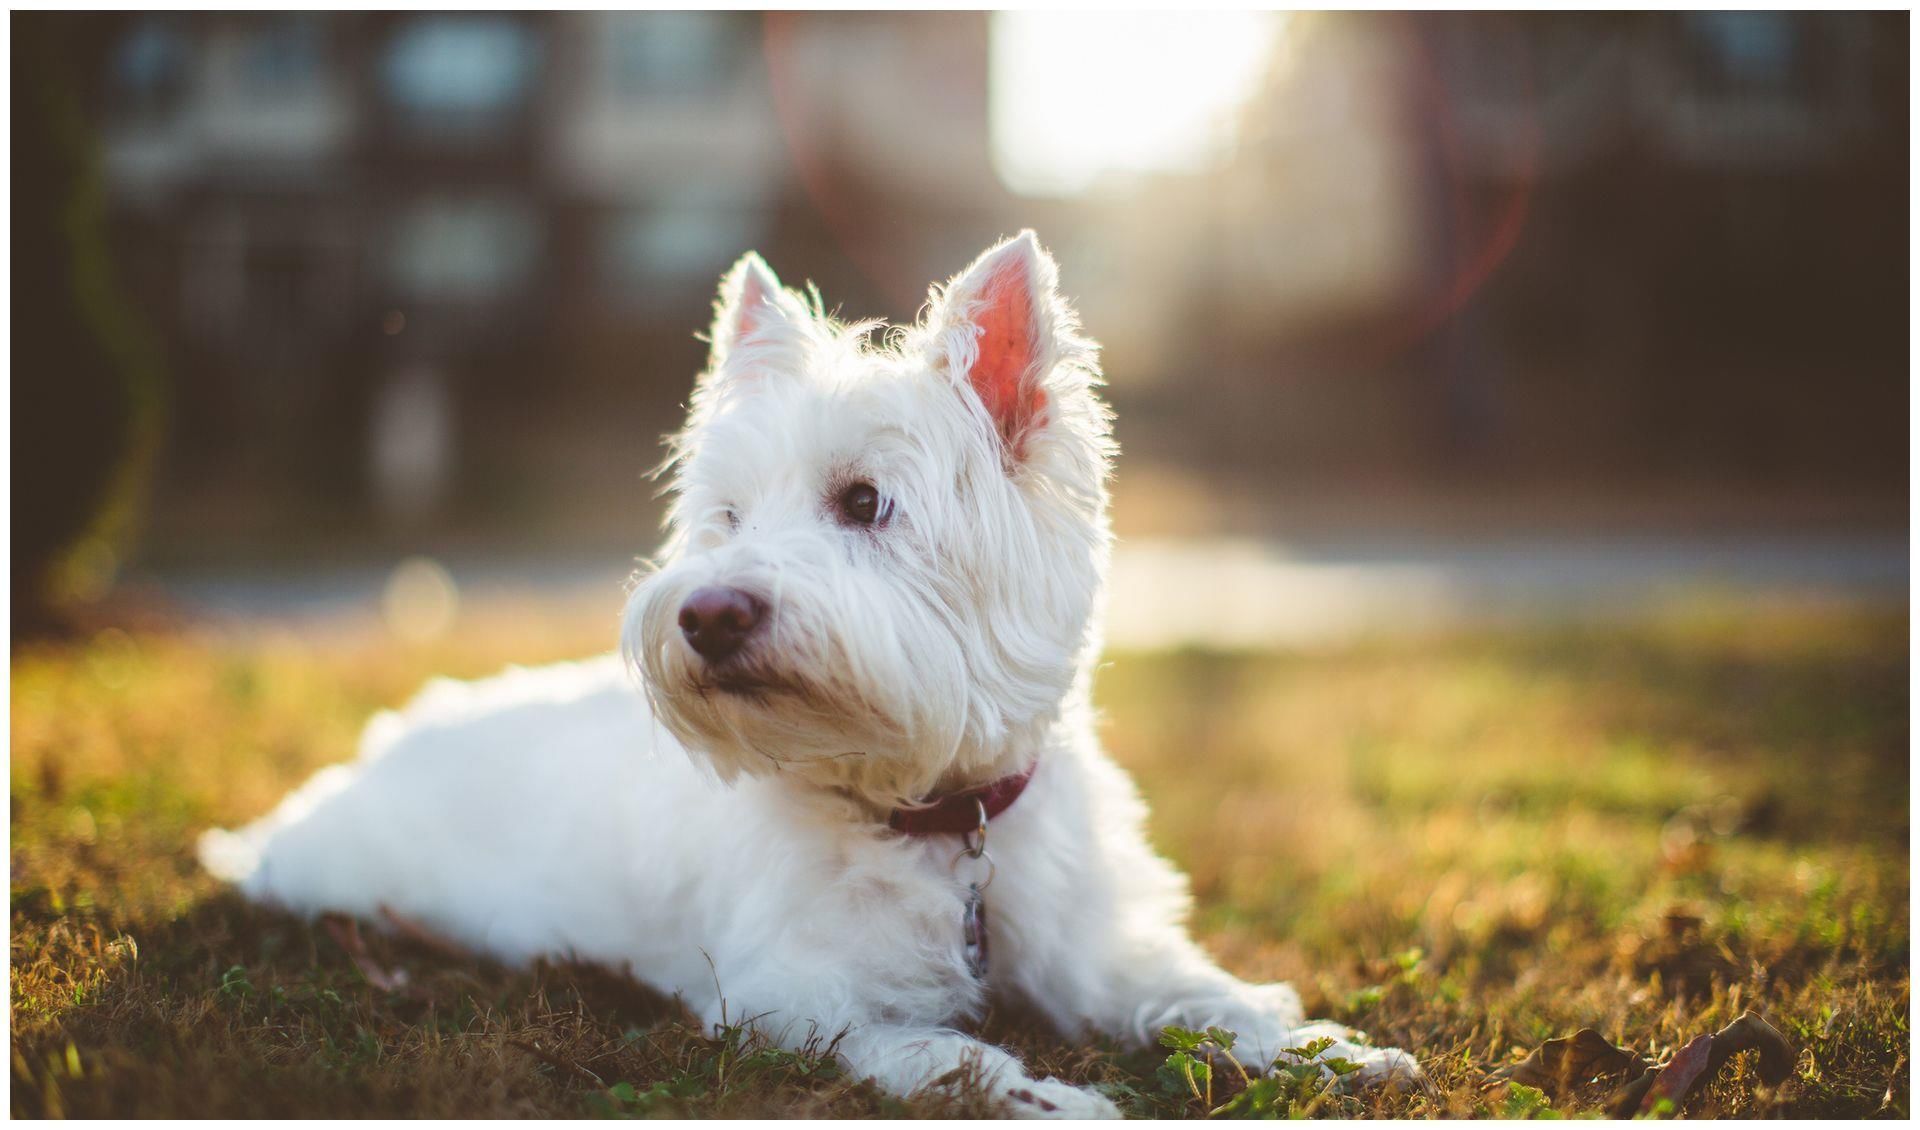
[13,889,701,1118]
[1503,611,1908,836]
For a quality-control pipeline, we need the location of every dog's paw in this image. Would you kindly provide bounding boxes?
[1276,1021,1424,1093]
[1002,1077,1123,1119]
[1341,1043,1424,1092]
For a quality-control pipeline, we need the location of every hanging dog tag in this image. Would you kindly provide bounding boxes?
[961,882,989,979]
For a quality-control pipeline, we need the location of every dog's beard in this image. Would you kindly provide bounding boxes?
[621,566,974,809]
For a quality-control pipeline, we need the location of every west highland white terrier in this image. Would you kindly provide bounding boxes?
[201,232,1419,1117]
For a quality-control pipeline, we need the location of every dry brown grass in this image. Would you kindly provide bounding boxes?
[10,598,1908,1117]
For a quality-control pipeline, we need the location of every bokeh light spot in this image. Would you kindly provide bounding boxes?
[382,556,459,644]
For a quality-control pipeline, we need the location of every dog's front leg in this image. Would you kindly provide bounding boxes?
[691,894,1121,1120]
[1084,947,1419,1085]
[1015,894,1421,1089]
[694,993,1119,1117]
[996,753,1421,1089]
[828,1022,1120,1119]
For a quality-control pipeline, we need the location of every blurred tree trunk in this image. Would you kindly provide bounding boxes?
[12,13,165,635]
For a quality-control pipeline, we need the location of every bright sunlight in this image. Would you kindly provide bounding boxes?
[990,10,1288,197]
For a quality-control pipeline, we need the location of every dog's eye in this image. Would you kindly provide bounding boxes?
[723,508,740,531]
[837,482,885,527]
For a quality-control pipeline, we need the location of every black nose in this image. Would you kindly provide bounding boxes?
[678,586,763,662]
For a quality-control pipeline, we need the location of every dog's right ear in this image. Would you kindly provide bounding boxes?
[706,252,809,374]
[927,231,1081,463]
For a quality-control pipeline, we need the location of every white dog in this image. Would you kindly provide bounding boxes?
[201,233,1418,1118]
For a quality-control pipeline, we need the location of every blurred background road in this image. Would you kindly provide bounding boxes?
[14,11,1908,641]
[146,532,1905,651]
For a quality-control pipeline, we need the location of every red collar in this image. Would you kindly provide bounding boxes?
[887,764,1036,836]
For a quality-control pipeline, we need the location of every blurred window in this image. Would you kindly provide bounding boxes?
[243,242,308,336]
[110,17,192,117]
[240,16,325,95]
[389,198,541,303]
[1684,12,1804,97]
[383,17,540,120]
[180,209,354,354]
[1658,12,1869,163]
[607,13,741,98]
[601,200,760,301]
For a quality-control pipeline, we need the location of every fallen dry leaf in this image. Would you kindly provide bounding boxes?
[1630,1011,1795,1117]
[1487,1028,1652,1094]
[1489,1011,1796,1117]
[1707,1011,1797,1085]
[1636,1032,1714,1114]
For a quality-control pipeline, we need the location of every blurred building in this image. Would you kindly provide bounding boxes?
[92,12,1013,553]
[55,11,1911,569]
[1075,12,1906,494]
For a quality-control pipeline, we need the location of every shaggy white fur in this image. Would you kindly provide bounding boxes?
[201,233,1419,1118]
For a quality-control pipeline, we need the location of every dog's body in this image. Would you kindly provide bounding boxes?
[203,234,1416,1117]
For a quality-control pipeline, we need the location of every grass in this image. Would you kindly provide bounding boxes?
[11,597,1909,1117]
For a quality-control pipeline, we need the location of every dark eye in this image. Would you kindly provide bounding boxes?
[837,482,884,526]
[723,508,740,531]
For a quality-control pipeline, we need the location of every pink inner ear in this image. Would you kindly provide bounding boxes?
[734,272,773,342]
[969,264,1049,454]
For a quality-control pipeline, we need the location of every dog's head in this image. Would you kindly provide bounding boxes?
[622,232,1113,807]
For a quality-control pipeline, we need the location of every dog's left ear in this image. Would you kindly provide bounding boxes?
[707,251,810,374]
[930,231,1074,460]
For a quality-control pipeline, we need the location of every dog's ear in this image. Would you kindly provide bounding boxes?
[707,252,808,373]
[930,231,1073,460]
